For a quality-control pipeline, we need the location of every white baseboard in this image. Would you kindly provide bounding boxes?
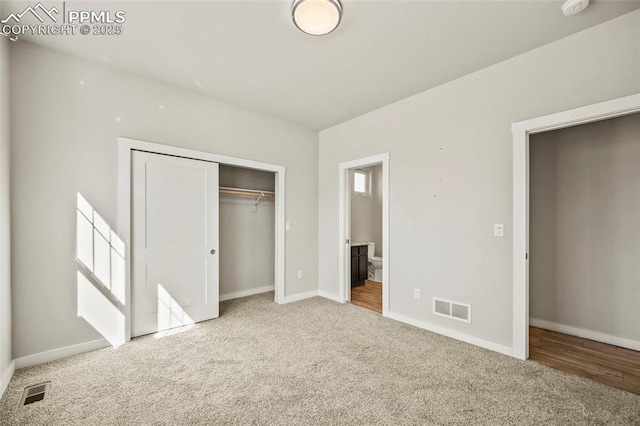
[279,290,343,304]
[220,285,275,302]
[14,338,110,370]
[278,289,344,304]
[529,318,640,352]
[318,290,343,303]
[1,360,15,398]
[279,290,319,304]
[387,311,513,357]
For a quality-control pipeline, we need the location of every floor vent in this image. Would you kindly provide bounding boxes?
[433,298,472,323]
[21,382,50,406]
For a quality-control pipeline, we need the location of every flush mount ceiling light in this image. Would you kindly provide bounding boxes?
[292,0,342,36]
[562,0,590,16]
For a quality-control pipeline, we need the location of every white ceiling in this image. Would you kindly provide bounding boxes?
[3,0,639,130]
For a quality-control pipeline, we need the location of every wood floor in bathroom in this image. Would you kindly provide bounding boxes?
[351,280,382,313]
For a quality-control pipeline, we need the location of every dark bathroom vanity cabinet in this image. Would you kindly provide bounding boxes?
[351,244,368,287]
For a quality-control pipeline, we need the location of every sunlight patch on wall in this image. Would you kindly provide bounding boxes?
[76,193,127,346]
[77,271,126,346]
[76,192,126,304]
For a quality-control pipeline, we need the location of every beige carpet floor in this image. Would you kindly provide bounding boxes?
[1,292,639,425]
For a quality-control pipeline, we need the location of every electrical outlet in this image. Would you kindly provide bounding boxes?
[414,288,421,299]
[297,270,303,279]
[494,224,504,237]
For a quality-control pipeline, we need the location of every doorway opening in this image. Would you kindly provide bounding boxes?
[512,93,640,360]
[338,153,390,315]
[526,112,640,394]
[512,94,640,392]
[349,166,383,313]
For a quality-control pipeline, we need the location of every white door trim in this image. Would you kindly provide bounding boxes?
[511,93,640,360]
[118,137,286,341]
[338,153,390,316]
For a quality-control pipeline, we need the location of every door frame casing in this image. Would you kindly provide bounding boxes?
[511,93,640,360]
[338,152,390,316]
[118,137,286,342]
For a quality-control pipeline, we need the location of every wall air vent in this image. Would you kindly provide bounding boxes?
[433,298,471,323]
[20,382,50,406]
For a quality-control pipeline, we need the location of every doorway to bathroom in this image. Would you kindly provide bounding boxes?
[338,153,390,315]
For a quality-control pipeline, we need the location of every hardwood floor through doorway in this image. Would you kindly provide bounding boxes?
[529,326,640,395]
[350,280,382,313]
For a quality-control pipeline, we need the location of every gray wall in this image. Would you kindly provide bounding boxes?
[0,33,12,382]
[10,42,318,359]
[350,165,382,256]
[219,166,275,298]
[219,165,275,192]
[373,164,383,258]
[318,10,640,346]
[530,113,640,341]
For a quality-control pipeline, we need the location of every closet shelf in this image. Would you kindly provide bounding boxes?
[219,186,275,198]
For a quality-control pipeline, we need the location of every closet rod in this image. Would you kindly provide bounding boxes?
[219,186,275,198]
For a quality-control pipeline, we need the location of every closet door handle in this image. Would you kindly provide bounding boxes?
[210,249,216,255]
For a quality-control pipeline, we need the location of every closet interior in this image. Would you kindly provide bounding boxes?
[218,165,276,302]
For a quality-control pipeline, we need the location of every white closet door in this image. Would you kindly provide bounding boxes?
[132,151,219,337]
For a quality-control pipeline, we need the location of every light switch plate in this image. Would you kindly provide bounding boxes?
[286,222,291,232]
[494,224,504,237]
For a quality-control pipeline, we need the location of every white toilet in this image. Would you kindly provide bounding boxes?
[366,242,383,283]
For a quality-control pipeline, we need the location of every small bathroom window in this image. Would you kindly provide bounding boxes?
[353,170,370,196]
